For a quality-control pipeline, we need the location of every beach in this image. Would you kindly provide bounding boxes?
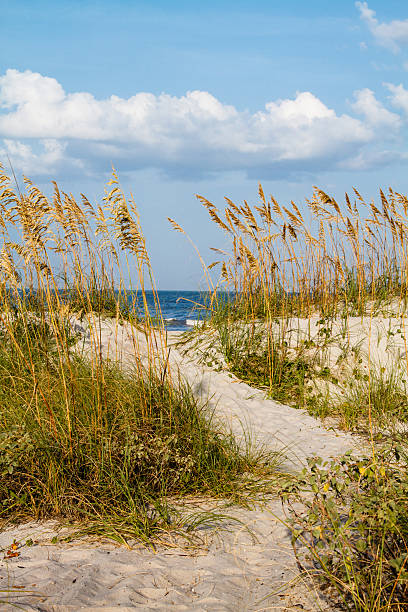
[0,168,407,611]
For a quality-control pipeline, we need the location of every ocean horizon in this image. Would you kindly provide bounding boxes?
[15,288,229,331]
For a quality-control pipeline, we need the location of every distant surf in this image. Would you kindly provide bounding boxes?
[131,290,233,330]
[143,291,210,331]
[164,316,204,330]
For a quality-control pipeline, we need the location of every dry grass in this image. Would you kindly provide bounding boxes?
[170,184,408,426]
[189,185,408,315]
[0,165,278,544]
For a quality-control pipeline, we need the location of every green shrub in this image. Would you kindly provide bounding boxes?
[287,444,408,611]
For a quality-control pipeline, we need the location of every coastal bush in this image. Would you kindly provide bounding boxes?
[287,443,408,611]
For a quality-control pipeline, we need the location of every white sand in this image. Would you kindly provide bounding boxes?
[1,503,332,611]
[1,315,376,610]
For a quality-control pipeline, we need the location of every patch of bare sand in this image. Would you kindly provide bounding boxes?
[0,503,333,611]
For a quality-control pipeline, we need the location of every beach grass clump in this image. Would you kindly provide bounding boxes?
[215,317,313,405]
[308,365,408,433]
[0,165,276,543]
[0,318,257,541]
[288,442,408,611]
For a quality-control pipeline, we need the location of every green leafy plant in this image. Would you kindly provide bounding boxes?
[287,443,408,611]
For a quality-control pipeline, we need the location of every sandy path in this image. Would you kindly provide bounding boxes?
[167,332,360,471]
[72,317,361,469]
[1,503,330,611]
[1,317,363,610]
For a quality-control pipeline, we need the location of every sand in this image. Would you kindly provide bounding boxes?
[1,315,374,610]
[1,502,333,611]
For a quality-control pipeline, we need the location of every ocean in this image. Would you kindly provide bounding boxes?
[138,290,211,331]
[16,288,223,331]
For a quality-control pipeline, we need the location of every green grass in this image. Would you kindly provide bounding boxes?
[308,366,408,433]
[0,314,276,544]
[212,316,317,407]
[206,307,408,434]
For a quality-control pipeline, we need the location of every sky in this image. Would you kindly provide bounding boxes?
[1,0,408,288]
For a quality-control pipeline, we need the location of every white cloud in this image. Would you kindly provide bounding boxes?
[387,82,408,114]
[351,88,401,128]
[0,69,403,180]
[356,1,408,52]
[0,138,75,177]
[338,149,406,171]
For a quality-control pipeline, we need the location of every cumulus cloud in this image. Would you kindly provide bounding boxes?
[351,88,401,128]
[338,149,406,171]
[0,69,403,180]
[0,138,82,178]
[356,1,408,52]
[387,82,408,114]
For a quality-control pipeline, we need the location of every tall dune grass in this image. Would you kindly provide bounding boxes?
[0,165,274,543]
[171,184,408,610]
[196,185,408,317]
[172,185,408,424]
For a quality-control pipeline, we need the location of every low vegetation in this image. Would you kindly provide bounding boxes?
[286,441,408,611]
[0,315,265,543]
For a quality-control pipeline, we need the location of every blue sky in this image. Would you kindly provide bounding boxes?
[1,0,408,288]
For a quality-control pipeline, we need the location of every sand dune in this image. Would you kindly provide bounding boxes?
[1,317,366,610]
